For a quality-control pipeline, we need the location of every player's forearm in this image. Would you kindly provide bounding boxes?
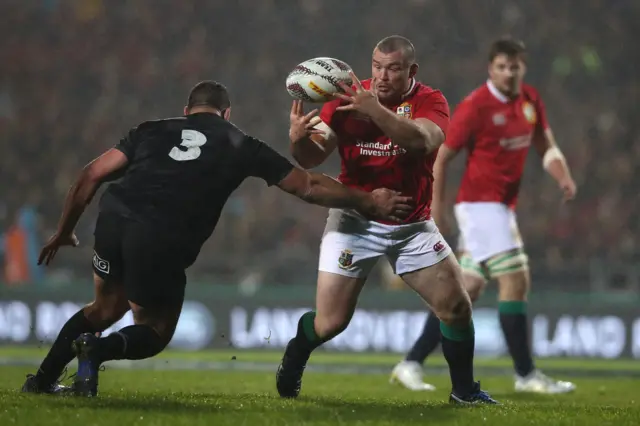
[545,159,573,185]
[367,105,437,152]
[302,173,374,215]
[290,137,327,169]
[431,163,447,220]
[543,146,572,184]
[56,170,101,236]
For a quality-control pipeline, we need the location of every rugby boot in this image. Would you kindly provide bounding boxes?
[276,338,310,398]
[21,373,71,394]
[389,361,436,391]
[71,333,101,397]
[449,381,500,405]
[515,370,576,394]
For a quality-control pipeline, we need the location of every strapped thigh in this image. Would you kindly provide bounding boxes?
[485,248,529,280]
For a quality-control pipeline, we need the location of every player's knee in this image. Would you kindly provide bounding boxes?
[130,303,180,345]
[497,274,529,301]
[433,290,472,328]
[466,286,482,303]
[490,250,530,301]
[84,298,129,330]
[152,323,176,348]
[313,313,350,340]
[446,297,473,327]
[463,275,486,303]
[459,253,489,301]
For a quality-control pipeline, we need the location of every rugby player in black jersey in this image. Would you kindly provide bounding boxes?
[21,81,413,396]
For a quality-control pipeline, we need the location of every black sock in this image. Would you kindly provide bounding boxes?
[292,311,326,355]
[406,313,441,363]
[95,325,166,364]
[440,320,476,396]
[36,309,98,386]
[499,301,535,377]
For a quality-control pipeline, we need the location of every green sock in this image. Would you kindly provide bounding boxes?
[440,319,476,395]
[440,320,475,341]
[498,300,534,376]
[498,300,527,314]
[294,311,325,352]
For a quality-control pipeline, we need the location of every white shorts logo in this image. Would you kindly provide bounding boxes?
[93,251,110,274]
[338,249,354,270]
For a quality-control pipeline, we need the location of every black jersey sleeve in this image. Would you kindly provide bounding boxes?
[240,136,295,186]
[114,127,140,160]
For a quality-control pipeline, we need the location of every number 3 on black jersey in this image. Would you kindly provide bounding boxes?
[169,129,207,162]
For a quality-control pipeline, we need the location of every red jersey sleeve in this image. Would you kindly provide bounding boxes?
[534,92,550,132]
[412,90,450,136]
[444,97,478,151]
[319,98,343,130]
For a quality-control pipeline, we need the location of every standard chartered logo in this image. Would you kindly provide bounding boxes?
[356,139,406,157]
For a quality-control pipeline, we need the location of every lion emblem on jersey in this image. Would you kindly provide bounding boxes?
[522,102,537,124]
[396,102,412,118]
[338,249,354,269]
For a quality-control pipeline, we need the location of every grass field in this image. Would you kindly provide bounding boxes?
[1,346,639,425]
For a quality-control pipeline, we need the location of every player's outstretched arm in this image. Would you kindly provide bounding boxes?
[39,148,129,265]
[289,100,337,169]
[367,110,444,153]
[277,168,413,223]
[532,128,576,202]
[334,73,445,153]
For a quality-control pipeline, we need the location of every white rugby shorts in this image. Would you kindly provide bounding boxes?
[454,202,524,263]
[318,209,452,278]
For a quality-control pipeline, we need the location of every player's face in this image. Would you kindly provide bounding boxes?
[371,49,416,103]
[489,54,526,96]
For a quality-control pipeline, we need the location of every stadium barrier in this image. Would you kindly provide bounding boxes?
[1,284,639,359]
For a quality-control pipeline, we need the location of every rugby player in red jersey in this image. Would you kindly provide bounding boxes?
[394,37,577,394]
[276,35,498,405]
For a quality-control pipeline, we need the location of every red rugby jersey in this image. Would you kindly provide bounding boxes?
[319,78,449,224]
[446,81,549,209]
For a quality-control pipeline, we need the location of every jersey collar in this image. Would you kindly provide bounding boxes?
[402,78,417,100]
[486,79,509,103]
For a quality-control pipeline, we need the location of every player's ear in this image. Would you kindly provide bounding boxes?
[183,106,189,116]
[223,108,231,121]
[409,63,418,79]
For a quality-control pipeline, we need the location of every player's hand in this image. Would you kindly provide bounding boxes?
[289,100,325,144]
[334,72,380,116]
[369,188,414,223]
[37,232,79,266]
[559,177,577,202]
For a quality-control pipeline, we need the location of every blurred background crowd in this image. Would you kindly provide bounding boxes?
[1,0,637,290]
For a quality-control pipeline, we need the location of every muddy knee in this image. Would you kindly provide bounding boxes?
[434,293,472,328]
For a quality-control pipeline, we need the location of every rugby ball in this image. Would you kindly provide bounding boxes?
[286,57,353,103]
